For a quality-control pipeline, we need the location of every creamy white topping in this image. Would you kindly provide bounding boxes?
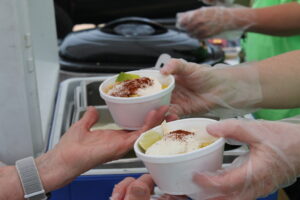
[146,128,217,156]
[136,78,162,96]
[107,76,162,97]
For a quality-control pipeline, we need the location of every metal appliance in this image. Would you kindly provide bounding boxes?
[59,17,224,73]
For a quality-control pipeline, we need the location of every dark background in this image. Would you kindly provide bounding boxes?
[54,0,204,38]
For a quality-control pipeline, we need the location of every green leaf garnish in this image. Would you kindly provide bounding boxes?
[116,72,141,82]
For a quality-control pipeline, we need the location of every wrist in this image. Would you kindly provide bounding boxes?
[0,166,24,199]
[228,7,256,31]
[211,65,262,109]
[35,149,75,192]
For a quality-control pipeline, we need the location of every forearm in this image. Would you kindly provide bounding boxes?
[0,166,24,199]
[35,149,75,192]
[254,50,300,108]
[0,150,74,200]
[212,50,300,110]
[247,2,300,36]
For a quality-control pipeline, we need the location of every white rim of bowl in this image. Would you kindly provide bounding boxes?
[99,70,175,103]
[134,118,225,163]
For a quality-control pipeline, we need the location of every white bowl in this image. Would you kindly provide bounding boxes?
[134,118,225,195]
[99,70,175,130]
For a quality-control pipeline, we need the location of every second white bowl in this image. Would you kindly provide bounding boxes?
[134,118,225,195]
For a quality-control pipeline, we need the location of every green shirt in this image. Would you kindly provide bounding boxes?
[243,0,300,120]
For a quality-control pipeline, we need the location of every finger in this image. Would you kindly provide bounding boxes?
[165,114,179,122]
[169,104,185,116]
[124,106,169,147]
[193,164,249,195]
[136,174,155,193]
[203,0,218,5]
[192,29,210,40]
[206,119,259,144]
[233,189,259,200]
[206,190,257,200]
[79,106,99,130]
[158,194,188,200]
[177,11,194,27]
[139,105,169,133]
[161,59,207,81]
[176,13,187,28]
[206,196,231,200]
[111,177,135,200]
[160,59,189,76]
[185,19,203,33]
[205,187,262,200]
[170,92,214,116]
[124,174,154,200]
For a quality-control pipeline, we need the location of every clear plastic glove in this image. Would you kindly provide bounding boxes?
[111,120,300,199]
[161,59,262,118]
[202,0,235,6]
[280,114,300,124]
[176,6,255,39]
[193,119,300,200]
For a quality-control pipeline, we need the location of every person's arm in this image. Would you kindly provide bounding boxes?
[254,50,300,108]
[216,50,300,108]
[161,50,300,116]
[177,2,300,39]
[0,106,175,200]
[248,2,300,36]
[0,166,24,199]
[0,152,69,200]
[113,119,300,200]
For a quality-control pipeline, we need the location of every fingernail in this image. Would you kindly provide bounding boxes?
[110,193,119,200]
[131,186,147,197]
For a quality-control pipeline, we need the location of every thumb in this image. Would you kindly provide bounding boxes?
[124,175,154,200]
[194,156,250,196]
[160,58,189,75]
[207,119,259,144]
[79,106,99,130]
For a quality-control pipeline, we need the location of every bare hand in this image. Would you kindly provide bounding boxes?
[111,174,188,200]
[36,106,177,192]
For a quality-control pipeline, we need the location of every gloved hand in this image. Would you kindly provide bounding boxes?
[193,119,300,200]
[161,59,262,117]
[176,6,255,39]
